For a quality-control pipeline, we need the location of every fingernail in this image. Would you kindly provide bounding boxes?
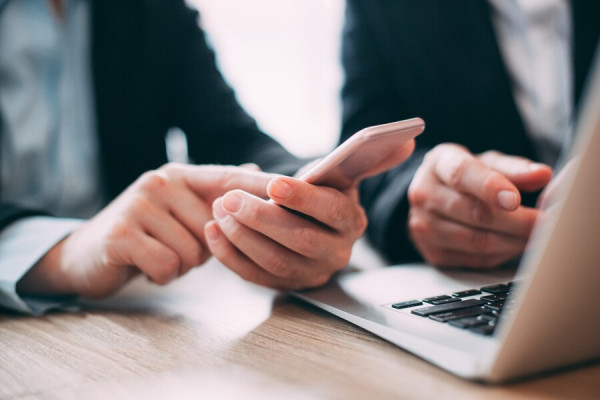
[269,178,293,199]
[213,199,228,220]
[205,222,220,241]
[223,192,243,213]
[497,190,518,211]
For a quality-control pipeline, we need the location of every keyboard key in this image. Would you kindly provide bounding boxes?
[480,284,509,294]
[391,300,423,309]
[480,294,506,302]
[422,295,452,304]
[469,324,496,336]
[411,299,485,317]
[484,303,504,313]
[429,297,462,305]
[448,317,489,329]
[452,289,481,298]
[477,314,497,323]
[428,306,488,322]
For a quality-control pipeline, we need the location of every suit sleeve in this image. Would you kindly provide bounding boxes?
[341,0,428,263]
[163,1,305,176]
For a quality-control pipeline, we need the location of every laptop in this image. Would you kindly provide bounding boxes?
[294,50,600,383]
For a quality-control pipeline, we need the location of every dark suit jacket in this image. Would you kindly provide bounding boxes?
[341,0,600,263]
[0,0,302,230]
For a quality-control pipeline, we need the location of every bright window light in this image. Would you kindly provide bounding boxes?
[189,0,345,158]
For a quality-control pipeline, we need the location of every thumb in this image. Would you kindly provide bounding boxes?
[477,151,553,192]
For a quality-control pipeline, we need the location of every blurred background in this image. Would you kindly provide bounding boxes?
[191,0,345,158]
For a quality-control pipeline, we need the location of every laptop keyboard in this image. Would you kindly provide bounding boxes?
[388,282,518,336]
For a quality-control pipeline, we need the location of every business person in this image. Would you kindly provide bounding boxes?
[341,0,599,268]
[0,0,415,313]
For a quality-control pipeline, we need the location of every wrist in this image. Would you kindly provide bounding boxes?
[16,237,77,296]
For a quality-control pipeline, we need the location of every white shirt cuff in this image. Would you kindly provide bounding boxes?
[0,216,84,314]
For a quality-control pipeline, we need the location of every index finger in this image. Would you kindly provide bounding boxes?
[432,146,521,211]
[179,164,278,201]
[267,176,367,235]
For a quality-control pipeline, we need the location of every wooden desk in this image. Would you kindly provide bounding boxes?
[1,252,599,400]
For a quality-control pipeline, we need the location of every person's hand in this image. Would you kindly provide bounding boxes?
[203,140,416,290]
[17,164,277,298]
[407,144,553,269]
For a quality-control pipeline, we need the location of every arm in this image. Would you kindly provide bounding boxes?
[341,1,552,267]
[164,1,305,176]
[0,214,82,314]
[341,0,427,263]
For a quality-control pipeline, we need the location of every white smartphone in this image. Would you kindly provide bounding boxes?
[298,118,425,190]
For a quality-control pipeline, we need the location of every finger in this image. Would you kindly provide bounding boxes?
[478,151,553,191]
[164,185,213,249]
[424,184,539,238]
[219,190,350,261]
[212,198,328,283]
[431,145,521,211]
[180,164,277,201]
[409,209,527,256]
[129,232,181,285]
[204,221,308,290]
[267,176,367,234]
[239,163,262,171]
[139,204,205,274]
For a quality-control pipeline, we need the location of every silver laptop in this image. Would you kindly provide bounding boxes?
[295,50,600,383]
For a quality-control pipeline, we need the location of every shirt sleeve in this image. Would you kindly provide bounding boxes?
[0,216,83,314]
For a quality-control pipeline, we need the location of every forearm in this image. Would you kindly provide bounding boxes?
[16,238,75,296]
[0,216,82,313]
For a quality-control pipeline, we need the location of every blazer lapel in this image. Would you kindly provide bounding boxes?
[90,0,144,197]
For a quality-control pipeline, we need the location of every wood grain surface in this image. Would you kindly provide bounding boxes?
[1,253,599,400]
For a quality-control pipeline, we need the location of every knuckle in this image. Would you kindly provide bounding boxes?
[469,202,493,225]
[265,252,291,277]
[107,219,134,242]
[333,247,352,268]
[130,195,154,215]
[479,172,501,198]
[138,170,170,193]
[292,227,320,255]
[186,242,204,267]
[154,254,180,285]
[408,213,431,237]
[248,201,267,224]
[326,195,347,225]
[447,156,469,188]
[238,267,260,284]
[218,166,242,190]
[407,183,428,207]
[354,208,368,234]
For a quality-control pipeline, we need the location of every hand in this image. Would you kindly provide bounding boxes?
[407,144,553,269]
[17,163,277,298]
[203,140,416,290]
